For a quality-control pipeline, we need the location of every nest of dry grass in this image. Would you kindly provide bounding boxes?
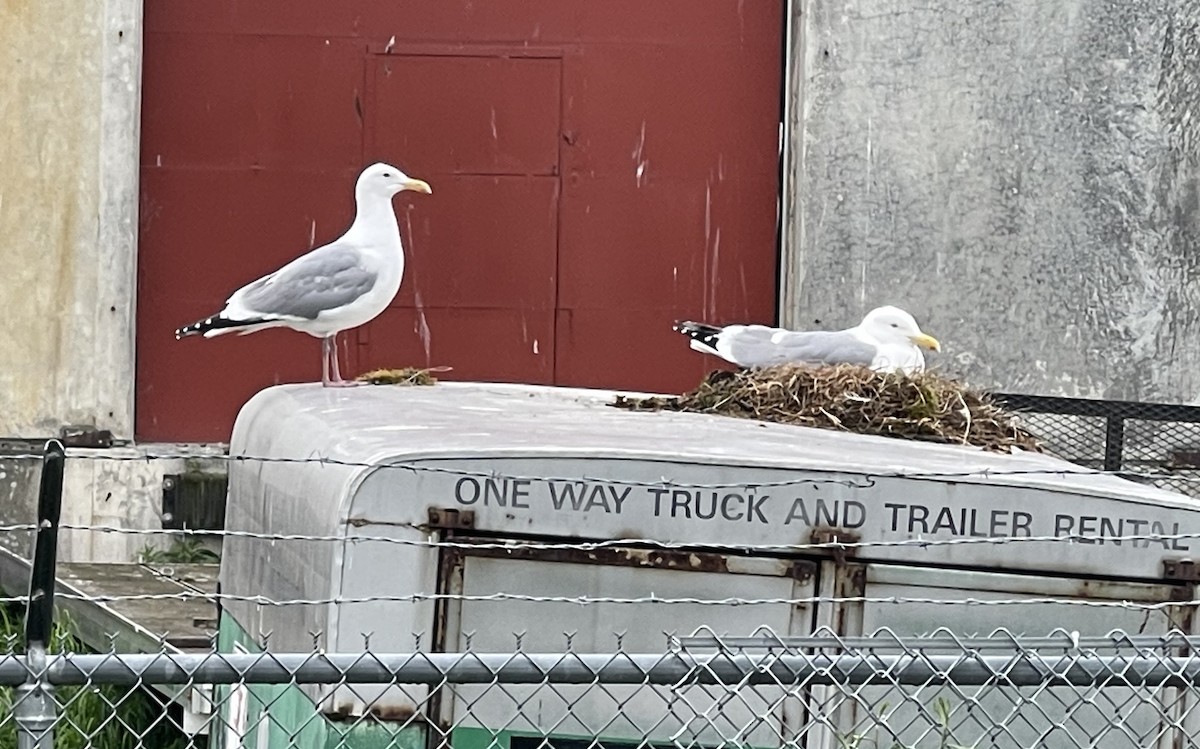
[355,367,440,386]
[612,365,1041,453]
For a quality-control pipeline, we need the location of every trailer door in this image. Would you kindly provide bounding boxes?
[435,544,817,749]
[812,562,1195,749]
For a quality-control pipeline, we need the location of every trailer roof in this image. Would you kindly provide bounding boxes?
[231,382,1184,505]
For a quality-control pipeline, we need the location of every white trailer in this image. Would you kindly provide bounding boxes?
[217,382,1200,749]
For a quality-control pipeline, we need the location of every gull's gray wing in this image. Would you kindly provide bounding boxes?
[722,326,878,368]
[234,242,378,320]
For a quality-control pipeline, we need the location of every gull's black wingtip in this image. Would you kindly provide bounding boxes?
[175,314,260,339]
[674,320,720,336]
[175,317,209,339]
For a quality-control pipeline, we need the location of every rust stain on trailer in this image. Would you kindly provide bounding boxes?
[459,541,732,574]
[788,560,816,584]
[833,564,866,638]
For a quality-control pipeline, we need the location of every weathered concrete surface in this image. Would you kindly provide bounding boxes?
[0,445,226,565]
[0,0,142,438]
[784,0,1200,402]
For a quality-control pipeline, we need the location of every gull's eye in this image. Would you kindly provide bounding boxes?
[382,172,393,178]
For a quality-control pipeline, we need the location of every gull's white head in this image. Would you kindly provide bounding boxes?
[356,162,433,200]
[860,305,940,352]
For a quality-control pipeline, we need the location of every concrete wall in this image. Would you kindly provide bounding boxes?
[782,0,1200,402]
[0,0,142,439]
[0,445,226,564]
[0,0,152,563]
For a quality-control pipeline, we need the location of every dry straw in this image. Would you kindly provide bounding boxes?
[612,365,1042,453]
[356,367,440,386]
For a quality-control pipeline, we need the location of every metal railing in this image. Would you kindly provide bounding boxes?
[7,631,1200,748]
[992,391,1200,496]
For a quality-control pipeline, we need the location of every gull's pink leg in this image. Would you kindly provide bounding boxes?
[325,332,360,388]
[321,336,333,387]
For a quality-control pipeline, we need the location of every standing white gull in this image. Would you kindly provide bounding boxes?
[674,305,941,375]
[175,162,432,387]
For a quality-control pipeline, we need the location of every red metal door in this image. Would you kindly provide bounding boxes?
[554,30,782,394]
[137,2,782,442]
[360,50,562,383]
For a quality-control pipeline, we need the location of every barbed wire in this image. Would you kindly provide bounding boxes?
[10,627,1200,660]
[674,628,1200,650]
[57,626,1200,652]
[2,449,1198,489]
[1,522,1195,554]
[4,591,1199,610]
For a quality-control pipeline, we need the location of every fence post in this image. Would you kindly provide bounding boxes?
[1103,416,1125,473]
[15,440,66,749]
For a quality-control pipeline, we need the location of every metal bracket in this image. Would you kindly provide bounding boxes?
[809,527,861,564]
[427,508,475,530]
[1164,559,1200,582]
[59,426,114,448]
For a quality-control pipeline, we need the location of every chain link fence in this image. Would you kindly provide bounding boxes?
[6,430,1200,749]
[7,629,1200,749]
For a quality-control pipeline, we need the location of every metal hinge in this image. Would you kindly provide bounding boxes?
[1164,559,1200,582]
[427,507,475,530]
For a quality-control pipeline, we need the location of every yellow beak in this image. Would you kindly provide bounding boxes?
[402,178,432,194]
[910,333,941,352]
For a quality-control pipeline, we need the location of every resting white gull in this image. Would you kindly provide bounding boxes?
[175,162,432,387]
[673,305,941,375]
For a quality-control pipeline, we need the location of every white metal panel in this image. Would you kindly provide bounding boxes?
[312,521,444,718]
[344,454,1198,580]
[862,565,1188,635]
[444,553,813,748]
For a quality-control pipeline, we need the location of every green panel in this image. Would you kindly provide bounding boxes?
[217,613,426,749]
[451,726,512,749]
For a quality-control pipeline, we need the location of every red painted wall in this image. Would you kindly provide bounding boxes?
[138,1,783,442]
